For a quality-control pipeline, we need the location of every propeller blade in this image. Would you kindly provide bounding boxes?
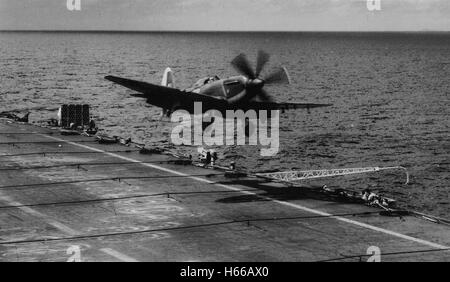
[255,50,270,78]
[227,89,257,105]
[256,89,275,102]
[231,53,256,79]
[264,67,291,85]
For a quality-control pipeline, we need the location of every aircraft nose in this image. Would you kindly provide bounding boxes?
[247,78,265,89]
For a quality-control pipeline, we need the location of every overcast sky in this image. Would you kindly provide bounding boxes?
[0,0,449,31]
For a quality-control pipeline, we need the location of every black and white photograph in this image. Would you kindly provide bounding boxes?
[0,0,449,266]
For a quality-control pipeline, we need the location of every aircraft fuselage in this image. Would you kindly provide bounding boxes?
[186,76,249,101]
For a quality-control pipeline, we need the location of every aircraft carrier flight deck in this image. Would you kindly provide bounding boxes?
[0,119,449,262]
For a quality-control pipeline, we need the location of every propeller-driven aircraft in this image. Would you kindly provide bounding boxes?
[105,50,331,118]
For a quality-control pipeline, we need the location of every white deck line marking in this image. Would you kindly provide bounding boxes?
[41,134,449,250]
[0,193,81,235]
[0,190,139,263]
[100,248,139,262]
[0,135,140,262]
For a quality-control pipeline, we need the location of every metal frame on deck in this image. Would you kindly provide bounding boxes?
[256,166,410,185]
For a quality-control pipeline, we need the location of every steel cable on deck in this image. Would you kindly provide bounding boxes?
[317,247,450,262]
[0,160,193,171]
[0,189,262,209]
[0,211,382,245]
[0,173,226,191]
[0,150,140,158]
[1,152,447,226]
[0,132,55,135]
[0,140,100,145]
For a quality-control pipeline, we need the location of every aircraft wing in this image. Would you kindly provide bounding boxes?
[105,75,331,113]
[246,101,332,111]
[105,75,227,112]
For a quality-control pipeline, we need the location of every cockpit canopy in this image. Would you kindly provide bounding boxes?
[192,76,220,89]
[187,75,248,100]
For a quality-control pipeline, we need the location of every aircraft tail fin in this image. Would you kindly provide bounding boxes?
[161,67,175,88]
[160,68,175,119]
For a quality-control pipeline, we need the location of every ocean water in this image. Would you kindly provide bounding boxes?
[0,31,449,217]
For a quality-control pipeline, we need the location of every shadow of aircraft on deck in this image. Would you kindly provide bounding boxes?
[212,178,365,206]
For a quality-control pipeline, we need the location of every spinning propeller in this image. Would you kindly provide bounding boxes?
[230,50,290,103]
